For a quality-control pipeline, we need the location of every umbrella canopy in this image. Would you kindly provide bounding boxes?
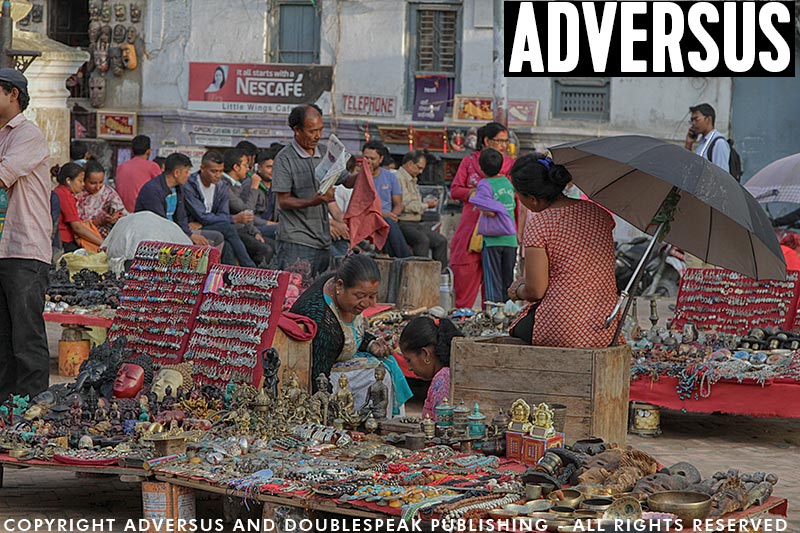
[744,152,800,204]
[550,135,786,281]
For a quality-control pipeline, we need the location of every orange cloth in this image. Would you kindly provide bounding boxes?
[781,245,800,271]
[344,159,389,249]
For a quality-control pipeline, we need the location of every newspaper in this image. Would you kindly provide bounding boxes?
[316,134,350,195]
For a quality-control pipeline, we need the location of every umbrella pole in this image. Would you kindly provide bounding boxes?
[606,221,667,341]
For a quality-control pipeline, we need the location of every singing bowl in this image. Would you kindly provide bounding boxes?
[575,484,613,498]
[646,491,712,522]
[525,499,553,512]
[580,497,614,512]
[488,508,518,519]
[549,489,583,508]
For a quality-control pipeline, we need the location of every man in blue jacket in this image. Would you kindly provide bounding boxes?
[181,150,255,267]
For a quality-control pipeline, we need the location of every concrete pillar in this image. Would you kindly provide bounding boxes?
[14,30,88,165]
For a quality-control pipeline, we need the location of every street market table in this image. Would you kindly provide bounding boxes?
[43,311,114,329]
[630,376,800,418]
[0,453,149,488]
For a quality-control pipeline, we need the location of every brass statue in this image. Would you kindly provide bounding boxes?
[508,398,532,433]
[530,402,556,438]
[332,374,355,415]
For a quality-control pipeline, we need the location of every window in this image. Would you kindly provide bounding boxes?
[406,3,462,111]
[47,0,89,48]
[552,78,610,121]
[269,0,321,64]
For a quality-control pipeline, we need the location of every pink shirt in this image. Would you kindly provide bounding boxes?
[115,157,161,212]
[0,113,51,264]
[423,366,451,421]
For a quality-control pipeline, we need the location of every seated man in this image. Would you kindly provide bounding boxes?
[397,150,448,269]
[134,153,220,248]
[222,148,273,266]
[181,150,256,267]
[244,146,281,241]
[362,140,410,258]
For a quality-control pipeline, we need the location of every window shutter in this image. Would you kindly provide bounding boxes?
[416,9,457,75]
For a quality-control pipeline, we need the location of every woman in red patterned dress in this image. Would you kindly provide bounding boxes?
[506,154,619,348]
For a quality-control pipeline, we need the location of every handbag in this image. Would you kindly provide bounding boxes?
[468,217,483,253]
[76,220,103,253]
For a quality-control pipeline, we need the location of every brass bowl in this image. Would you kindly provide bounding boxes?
[525,500,553,512]
[549,489,583,508]
[489,508,518,519]
[575,485,613,498]
[647,491,712,522]
[532,482,557,496]
[551,506,575,518]
[525,483,543,500]
[573,509,598,519]
[580,497,614,512]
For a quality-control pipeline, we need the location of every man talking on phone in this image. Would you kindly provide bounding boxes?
[685,103,730,173]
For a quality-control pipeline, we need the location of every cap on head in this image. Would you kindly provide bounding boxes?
[0,68,28,98]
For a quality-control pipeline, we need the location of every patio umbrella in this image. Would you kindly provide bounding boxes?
[550,135,786,340]
[744,152,800,203]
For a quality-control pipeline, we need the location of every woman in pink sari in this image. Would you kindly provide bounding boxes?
[76,160,127,237]
[450,122,515,308]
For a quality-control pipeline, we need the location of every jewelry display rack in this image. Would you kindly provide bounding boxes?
[108,241,220,369]
[671,268,800,334]
[185,264,290,389]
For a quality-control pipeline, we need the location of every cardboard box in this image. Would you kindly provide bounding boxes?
[141,482,196,533]
[505,431,525,461]
[521,433,564,465]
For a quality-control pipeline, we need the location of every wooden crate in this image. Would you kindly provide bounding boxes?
[375,258,393,303]
[269,327,312,393]
[450,337,630,445]
[397,259,441,310]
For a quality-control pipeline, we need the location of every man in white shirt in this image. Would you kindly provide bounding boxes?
[685,103,730,173]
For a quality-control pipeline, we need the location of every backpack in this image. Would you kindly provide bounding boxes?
[707,136,743,182]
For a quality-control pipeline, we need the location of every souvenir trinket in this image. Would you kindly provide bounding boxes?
[452,399,470,437]
[434,397,454,429]
[467,403,486,438]
[530,403,556,438]
[508,398,532,433]
[421,414,435,439]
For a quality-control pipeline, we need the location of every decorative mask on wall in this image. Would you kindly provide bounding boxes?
[88,20,101,43]
[89,0,101,21]
[114,3,126,21]
[99,24,111,44]
[94,41,109,72]
[100,0,112,23]
[31,4,43,23]
[121,44,137,70]
[112,23,126,43]
[108,46,124,76]
[129,3,141,23]
[89,73,106,108]
[126,26,138,44]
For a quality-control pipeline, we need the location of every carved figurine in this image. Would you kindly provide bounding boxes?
[359,366,388,420]
[93,42,109,73]
[108,46,124,76]
[152,363,194,402]
[508,398,532,433]
[129,3,141,23]
[261,348,281,397]
[88,21,102,43]
[89,0,102,20]
[530,402,556,438]
[114,2,126,21]
[94,397,108,422]
[113,354,153,399]
[112,24,126,43]
[282,372,303,403]
[332,374,355,415]
[126,26,137,43]
[70,396,83,425]
[100,0,112,23]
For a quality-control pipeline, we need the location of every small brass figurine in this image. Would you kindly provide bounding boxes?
[530,402,556,438]
[508,398,532,433]
[332,374,355,415]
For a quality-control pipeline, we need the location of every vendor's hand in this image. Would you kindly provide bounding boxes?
[249,174,262,189]
[468,188,477,200]
[233,211,254,224]
[383,212,398,222]
[189,222,203,231]
[330,220,350,240]
[190,233,210,246]
[508,279,524,300]
[255,233,265,243]
[317,188,335,204]
[426,198,439,208]
[369,338,392,358]
[480,210,496,217]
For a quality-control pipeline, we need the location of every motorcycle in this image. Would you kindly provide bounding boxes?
[614,237,685,297]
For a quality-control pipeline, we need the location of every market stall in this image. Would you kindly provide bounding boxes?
[629,268,800,418]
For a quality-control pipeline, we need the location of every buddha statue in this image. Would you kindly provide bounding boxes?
[152,363,194,403]
[332,374,355,415]
[360,366,389,420]
[530,402,556,438]
[508,398,532,433]
[112,353,154,399]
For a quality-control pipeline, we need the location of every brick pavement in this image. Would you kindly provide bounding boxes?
[0,300,793,529]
